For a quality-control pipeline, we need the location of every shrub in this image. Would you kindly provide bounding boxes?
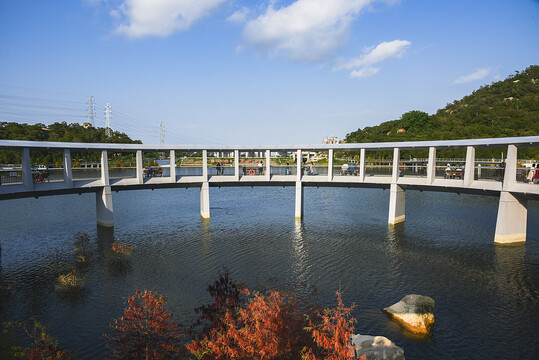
[190,267,245,338]
[20,319,72,360]
[303,291,360,360]
[187,289,311,360]
[104,290,183,359]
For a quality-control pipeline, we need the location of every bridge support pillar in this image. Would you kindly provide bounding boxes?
[200,182,210,219]
[96,186,114,227]
[388,184,405,225]
[295,181,303,220]
[494,191,527,244]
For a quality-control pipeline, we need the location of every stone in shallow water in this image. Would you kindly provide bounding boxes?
[351,334,405,360]
[382,294,435,335]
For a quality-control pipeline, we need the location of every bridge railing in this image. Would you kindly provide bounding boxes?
[1,136,538,191]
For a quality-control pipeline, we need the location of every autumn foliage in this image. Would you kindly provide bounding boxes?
[187,289,311,359]
[104,290,183,359]
[304,292,364,360]
[21,319,72,360]
[105,272,363,359]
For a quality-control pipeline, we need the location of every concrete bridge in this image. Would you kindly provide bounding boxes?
[1,137,538,244]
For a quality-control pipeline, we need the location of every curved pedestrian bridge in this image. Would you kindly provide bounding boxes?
[1,137,538,244]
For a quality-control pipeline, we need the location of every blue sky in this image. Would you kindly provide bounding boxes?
[0,0,537,145]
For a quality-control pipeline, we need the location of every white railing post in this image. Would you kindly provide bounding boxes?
[234,150,239,180]
[63,149,73,187]
[201,149,210,219]
[359,149,365,182]
[464,146,475,187]
[502,145,517,191]
[427,147,436,184]
[202,150,208,181]
[328,149,333,181]
[295,149,303,219]
[136,150,143,184]
[391,147,400,183]
[97,149,113,227]
[296,149,302,181]
[169,150,176,183]
[266,150,271,181]
[101,150,109,186]
[21,147,33,190]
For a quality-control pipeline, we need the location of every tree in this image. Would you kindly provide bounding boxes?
[400,110,430,132]
[104,290,183,360]
[303,291,360,360]
[190,267,245,339]
[187,289,310,360]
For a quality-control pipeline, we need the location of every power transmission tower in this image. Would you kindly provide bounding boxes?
[105,103,112,138]
[159,121,165,144]
[87,96,95,126]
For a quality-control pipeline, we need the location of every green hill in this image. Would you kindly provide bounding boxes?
[0,121,141,164]
[0,121,141,144]
[345,65,539,157]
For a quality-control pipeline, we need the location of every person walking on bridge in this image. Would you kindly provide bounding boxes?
[527,163,536,183]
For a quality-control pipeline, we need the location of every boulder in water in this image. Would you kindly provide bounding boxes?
[382,294,435,335]
[351,334,405,359]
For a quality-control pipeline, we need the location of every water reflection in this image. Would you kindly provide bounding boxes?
[386,223,406,250]
[96,225,114,255]
[494,244,530,302]
[292,220,307,282]
[386,223,406,275]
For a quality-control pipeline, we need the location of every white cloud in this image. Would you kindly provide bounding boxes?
[334,39,411,70]
[114,0,228,38]
[453,68,491,84]
[350,66,379,78]
[241,0,375,62]
[333,39,410,79]
[227,7,249,23]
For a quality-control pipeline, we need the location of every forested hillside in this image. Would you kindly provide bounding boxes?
[345,65,538,157]
[0,121,140,144]
[0,122,141,164]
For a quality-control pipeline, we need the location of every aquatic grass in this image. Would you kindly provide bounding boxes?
[54,268,86,293]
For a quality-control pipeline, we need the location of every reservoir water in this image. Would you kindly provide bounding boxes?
[0,187,538,359]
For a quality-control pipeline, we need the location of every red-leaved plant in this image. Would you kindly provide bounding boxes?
[104,289,183,359]
[303,291,364,360]
[187,288,310,360]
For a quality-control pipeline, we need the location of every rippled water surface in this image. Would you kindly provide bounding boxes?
[1,187,538,359]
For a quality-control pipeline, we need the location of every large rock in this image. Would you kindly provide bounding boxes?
[382,294,435,335]
[351,334,405,360]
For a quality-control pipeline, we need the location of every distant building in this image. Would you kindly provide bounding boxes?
[323,136,340,144]
[82,123,93,129]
